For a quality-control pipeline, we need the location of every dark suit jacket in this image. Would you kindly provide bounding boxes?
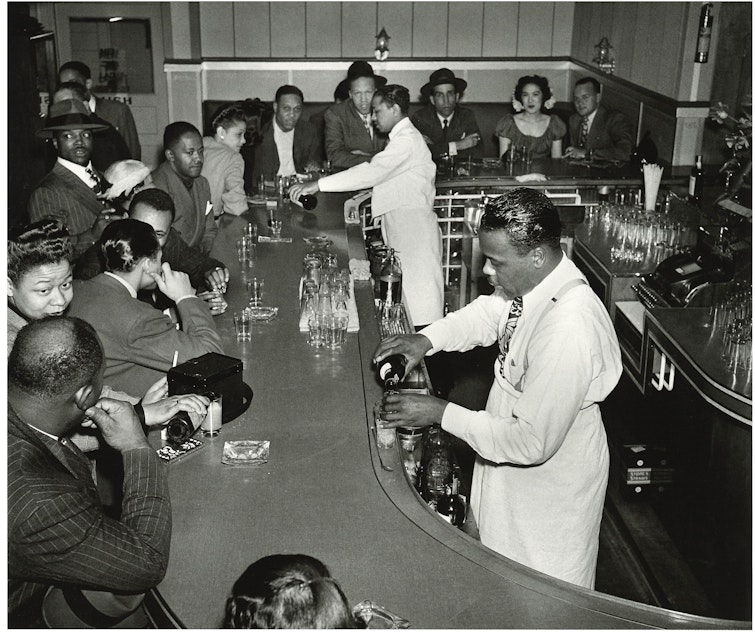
[28,162,108,257]
[252,119,321,185]
[95,96,141,160]
[75,227,225,291]
[567,105,634,162]
[324,100,387,168]
[8,404,171,626]
[410,105,484,160]
[67,274,224,395]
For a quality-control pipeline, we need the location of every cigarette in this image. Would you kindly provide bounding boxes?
[172,351,179,367]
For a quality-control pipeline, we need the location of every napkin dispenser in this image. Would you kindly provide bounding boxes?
[168,353,247,423]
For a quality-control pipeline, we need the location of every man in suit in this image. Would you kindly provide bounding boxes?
[252,85,321,188]
[8,317,171,627]
[59,61,141,160]
[324,61,388,168]
[29,99,114,258]
[411,68,483,161]
[564,77,634,162]
[152,122,216,253]
[52,82,131,173]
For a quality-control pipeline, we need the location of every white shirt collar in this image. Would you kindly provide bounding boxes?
[104,271,138,298]
[388,117,411,140]
[57,157,97,187]
[27,423,59,442]
[521,253,572,311]
[584,108,598,130]
[436,111,455,126]
[88,95,97,113]
[272,117,294,136]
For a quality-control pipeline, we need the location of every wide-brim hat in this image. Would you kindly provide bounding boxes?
[420,68,468,98]
[37,98,109,138]
[103,160,153,200]
[42,586,149,628]
[344,60,387,88]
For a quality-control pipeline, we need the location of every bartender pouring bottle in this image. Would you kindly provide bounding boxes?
[290,84,444,328]
[373,188,622,589]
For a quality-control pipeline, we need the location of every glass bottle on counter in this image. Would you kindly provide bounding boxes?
[688,155,704,205]
[379,249,402,305]
[437,477,466,528]
[419,424,455,510]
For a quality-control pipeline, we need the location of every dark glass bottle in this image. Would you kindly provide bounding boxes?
[165,411,199,447]
[436,478,466,528]
[377,354,407,387]
[379,248,402,305]
[695,3,713,63]
[419,425,453,510]
[292,194,318,210]
[688,155,704,204]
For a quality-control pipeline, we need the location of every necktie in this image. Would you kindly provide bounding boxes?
[579,116,589,148]
[85,167,107,195]
[363,115,373,140]
[498,296,523,375]
[442,119,449,131]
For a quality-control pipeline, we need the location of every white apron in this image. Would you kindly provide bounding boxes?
[380,207,444,326]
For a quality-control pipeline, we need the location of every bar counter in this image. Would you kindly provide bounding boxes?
[146,193,748,629]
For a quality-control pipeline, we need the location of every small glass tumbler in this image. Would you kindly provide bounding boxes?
[247,277,264,306]
[327,312,349,349]
[236,237,255,266]
[233,310,252,342]
[201,393,223,437]
[245,222,259,245]
[307,313,325,348]
[270,219,283,239]
[373,401,396,449]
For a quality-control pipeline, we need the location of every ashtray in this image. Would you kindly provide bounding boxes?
[352,601,410,629]
[222,440,269,466]
[244,306,278,321]
[303,236,333,248]
[482,158,501,168]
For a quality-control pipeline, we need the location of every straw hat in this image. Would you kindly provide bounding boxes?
[103,160,153,200]
[37,99,109,138]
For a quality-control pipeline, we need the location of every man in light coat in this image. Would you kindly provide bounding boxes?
[373,188,622,589]
[290,84,444,327]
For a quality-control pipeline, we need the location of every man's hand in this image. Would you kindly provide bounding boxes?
[143,393,210,426]
[289,181,320,204]
[141,376,169,405]
[456,133,481,151]
[564,146,586,159]
[149,262,195,303]
[83,397,150,452]
[373,334,433,376]
[304,160,321,173]
[380,392,448,429]
[204,266,229,293]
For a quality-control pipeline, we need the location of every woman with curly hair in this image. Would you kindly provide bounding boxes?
[495,75,566,160]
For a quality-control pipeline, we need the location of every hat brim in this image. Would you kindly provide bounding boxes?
[420,77,468,98]
[37,122,110,138]
[345,74,388,89]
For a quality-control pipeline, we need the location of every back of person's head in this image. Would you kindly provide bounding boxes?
[480,187,562,255]
[8,220,73,285]
[163,121,201,152]
[53,81,87,103]
[100,219,160,273]
[59,60,91,81]
[374,84,410,116]
[575,76,601,94]
[130,188,176,223]
[9,317,103,400]
[274,85,304,105]
[225,554,355,629]
[211,103,248,134]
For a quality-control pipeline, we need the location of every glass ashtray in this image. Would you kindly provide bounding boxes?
[352,601,410,629]
[244,306,279,322]
[303,236,333,248]
[482,157,501,168]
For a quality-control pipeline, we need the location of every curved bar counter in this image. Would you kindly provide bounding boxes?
[146,193,749,629]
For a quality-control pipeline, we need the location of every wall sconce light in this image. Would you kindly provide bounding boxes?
[375,27,390,61]
[593,37,615,74]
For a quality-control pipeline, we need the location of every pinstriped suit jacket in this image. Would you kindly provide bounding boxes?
[7,404,171,625]
[28,163,108,257]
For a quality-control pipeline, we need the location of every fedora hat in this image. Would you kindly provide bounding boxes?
[37,99,109,138]
[420,68,468,97]
[344,60,387,88]
[42,586,149,628]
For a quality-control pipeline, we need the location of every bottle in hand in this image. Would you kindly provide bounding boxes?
[292,194,318,210]
[378,354,407,387]
[166,411,200,447]
[379,248,402,305]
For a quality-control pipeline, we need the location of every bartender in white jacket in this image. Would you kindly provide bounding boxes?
[374,188,622,589]
[290,84,444,326]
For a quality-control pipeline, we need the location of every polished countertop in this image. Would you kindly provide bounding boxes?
[147,193,748,629]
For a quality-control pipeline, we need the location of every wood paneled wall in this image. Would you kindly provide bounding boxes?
[196,2,575,59]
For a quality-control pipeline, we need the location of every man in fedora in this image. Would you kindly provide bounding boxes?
[29,99,116,258]
[411,68,483,160]
[324,60,389,168]
[59,60,141,160]
[8,317,171,627]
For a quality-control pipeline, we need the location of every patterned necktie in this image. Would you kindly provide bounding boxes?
[85,167,107,195]
[442,119,449,131]
[498,295,523,375]
[578,116,589,148]
[363,115,373,140]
